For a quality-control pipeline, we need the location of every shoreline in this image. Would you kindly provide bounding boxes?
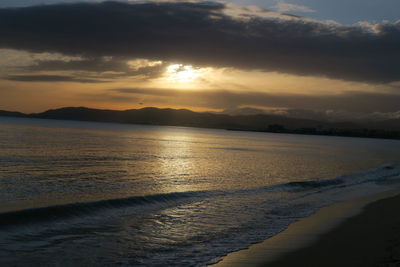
[211,188,400,267]
[2,110,400,141]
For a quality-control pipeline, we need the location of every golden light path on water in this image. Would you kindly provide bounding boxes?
[154,129,200,193]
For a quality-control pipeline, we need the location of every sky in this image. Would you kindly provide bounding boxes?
[0,0,399,121]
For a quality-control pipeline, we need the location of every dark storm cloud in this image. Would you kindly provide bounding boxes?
[0,1,400,83]
[5,74,103,83]
[111,88,400,113]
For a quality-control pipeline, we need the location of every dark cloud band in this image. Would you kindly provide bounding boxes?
[0,1,399,83]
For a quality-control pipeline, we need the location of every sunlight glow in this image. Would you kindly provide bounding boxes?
[165,64,203,83]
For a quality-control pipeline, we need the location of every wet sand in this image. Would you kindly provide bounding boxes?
[212,189,400,267]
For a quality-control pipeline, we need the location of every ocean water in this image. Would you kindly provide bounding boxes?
[1,116,400,266]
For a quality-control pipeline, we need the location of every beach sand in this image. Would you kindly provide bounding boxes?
[211,189,400,267]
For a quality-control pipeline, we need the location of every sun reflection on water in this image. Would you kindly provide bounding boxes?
[153,129,202,193]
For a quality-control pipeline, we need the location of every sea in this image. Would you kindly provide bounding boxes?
[1,116,400,266]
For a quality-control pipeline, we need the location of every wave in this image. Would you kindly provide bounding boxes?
[2,164,400,230]
[231,164,400,196]
[284,179,345,189]
[281,164,400,191]
[0,191,206,229]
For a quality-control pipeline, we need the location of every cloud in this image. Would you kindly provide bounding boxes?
[0,48,83,70]
[0,1,399,83]
[270,1,316,13]
[5,74,104,83]
[110,87,400,113]
[26,57,167,78]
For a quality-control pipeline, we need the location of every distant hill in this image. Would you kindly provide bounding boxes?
[27,106,356,130]
[1,106,400,139]
[0,110,27,118]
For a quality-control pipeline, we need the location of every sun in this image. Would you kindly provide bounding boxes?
[165,64,203,83]
[154,63,214,89]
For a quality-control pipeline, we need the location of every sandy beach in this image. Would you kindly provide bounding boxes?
[212,189,400,267]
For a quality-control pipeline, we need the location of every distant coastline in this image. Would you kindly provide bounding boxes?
[1,106,400,140]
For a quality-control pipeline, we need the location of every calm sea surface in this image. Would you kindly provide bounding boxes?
[1,117,400,266]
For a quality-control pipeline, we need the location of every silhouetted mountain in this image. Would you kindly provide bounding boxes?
[29,106,352,130]
[0,110,28,118]
[1,107,400,139]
